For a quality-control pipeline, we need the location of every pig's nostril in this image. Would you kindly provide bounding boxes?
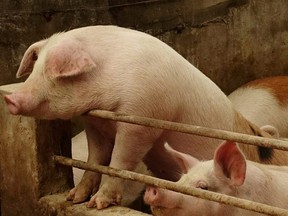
[152,188,157,196]
[146,186,158,197]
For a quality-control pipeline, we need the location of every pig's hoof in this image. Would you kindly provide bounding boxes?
[67,171,100,203]
[67,186,92,204]
[87,192,122,209]
[67,187,77,201]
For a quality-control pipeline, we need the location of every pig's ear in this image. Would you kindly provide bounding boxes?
[260,125,279,139]
[16,40,47,78]
[213,141,246,186]
[164,143,199,174]
[45,40,96,79]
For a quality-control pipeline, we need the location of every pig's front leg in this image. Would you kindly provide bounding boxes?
[87,124,161,209]
[67,122,113,203]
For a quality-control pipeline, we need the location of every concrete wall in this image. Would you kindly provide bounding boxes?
[4,0,287,95]
[0,84,73,216]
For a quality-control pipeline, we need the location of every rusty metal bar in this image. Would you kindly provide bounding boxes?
[87,110,288,151]
[53,156,288,216]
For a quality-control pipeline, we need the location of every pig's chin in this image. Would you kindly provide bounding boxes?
[151,206,166,216]
[18,101,52,120]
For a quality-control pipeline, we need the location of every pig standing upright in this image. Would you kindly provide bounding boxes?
[144,140,288,216]
[3,26,282,209]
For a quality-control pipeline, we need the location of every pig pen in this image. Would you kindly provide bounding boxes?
[1,83,288,216]
[2,0,288,215]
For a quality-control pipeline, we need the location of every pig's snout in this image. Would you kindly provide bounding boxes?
[4,94,22,115]
[144,186,183,209]
[144,186,179,208]
[144,186,159,205]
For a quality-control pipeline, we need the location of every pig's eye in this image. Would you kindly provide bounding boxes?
[197,181,208,190]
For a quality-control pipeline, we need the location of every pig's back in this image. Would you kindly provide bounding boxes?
[69,26,236,129]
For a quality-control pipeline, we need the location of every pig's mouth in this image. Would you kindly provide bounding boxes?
[151,206,166,216]
[150,205,181,216]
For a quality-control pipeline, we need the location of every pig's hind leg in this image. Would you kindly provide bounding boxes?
[67,123,113,203]
[87,123,162,209]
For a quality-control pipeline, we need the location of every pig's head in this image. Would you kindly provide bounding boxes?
[144,141,247,216]
[4,34,97,120]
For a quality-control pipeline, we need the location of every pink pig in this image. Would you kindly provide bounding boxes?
[145,138,288,216]
[228,76,288,161]
[3,26,279,209]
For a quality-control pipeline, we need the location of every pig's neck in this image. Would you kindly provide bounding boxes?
[232,112,264,163]
[240,162,288,209]
[216,163,288,216]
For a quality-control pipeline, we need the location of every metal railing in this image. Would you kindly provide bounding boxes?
[54,109,288,216]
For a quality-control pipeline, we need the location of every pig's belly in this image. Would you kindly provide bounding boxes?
[144,132,221,181]
[144,145,182,181]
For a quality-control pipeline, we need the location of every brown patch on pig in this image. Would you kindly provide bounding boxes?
[242,76,288,106]
[233,112,274,163]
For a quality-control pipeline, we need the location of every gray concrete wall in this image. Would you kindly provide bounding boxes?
[0,84,73,216]
[165,0,288,93]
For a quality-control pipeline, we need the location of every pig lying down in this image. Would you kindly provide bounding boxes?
[229,76,288,162]
[145,140,288,216]
[3,25,283,209]
[229,76,288,138]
